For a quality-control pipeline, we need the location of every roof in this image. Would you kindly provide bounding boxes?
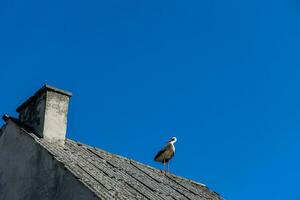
[12,117,223,200]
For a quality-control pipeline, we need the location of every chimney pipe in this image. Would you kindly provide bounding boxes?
[16,85,72,144]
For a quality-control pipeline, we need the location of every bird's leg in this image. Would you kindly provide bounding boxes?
[163,159,166,173]
[168,161,170,173]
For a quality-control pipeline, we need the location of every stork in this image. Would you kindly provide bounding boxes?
[154,137,177,173]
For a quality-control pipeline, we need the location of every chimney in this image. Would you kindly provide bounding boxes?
[16,85,72,144]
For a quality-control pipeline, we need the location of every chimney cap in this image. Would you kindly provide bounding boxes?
[16,84,72,112]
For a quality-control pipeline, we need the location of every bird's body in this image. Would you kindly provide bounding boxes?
[154,137,177,172]
[154,142,175,163]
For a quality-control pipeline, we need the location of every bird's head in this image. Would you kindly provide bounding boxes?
[167,137,177,143]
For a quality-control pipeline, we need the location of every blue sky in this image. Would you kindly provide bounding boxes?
[0,0,300,199]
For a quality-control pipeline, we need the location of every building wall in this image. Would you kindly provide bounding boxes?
[0,121,99,200]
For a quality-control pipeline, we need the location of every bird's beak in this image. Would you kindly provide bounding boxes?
[167,139,172,143]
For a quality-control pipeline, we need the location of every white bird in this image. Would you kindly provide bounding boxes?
[154,137,177,172]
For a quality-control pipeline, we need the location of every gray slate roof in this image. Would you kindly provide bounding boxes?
[19,123,223,200]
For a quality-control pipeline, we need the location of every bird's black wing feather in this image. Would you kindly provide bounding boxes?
[154,144,169,161]
[154,150,164,161]
[154,144,174,162]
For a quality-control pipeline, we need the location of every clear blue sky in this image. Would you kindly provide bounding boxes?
[0,0,299,199]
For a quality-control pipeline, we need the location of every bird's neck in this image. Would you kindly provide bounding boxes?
[169,141,175,146]
[169,141,175,151]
